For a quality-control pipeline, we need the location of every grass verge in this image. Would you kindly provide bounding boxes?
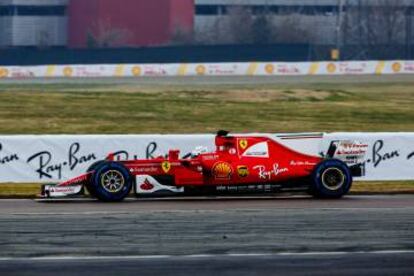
[1,81,414,134]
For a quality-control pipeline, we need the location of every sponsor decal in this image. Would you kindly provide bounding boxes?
[212,162,232,179]
[47,184,83,196]
[26,142,96,180]
[366,140,400,168]
[327,63,336,73]
[203,64,238,75]
[253,163,288,180]
[132,66,142,76]
[328,140,368,165]
[401,61,414,72]
[196,65,206,75]
[130,167,158,173]
[63,67,73,77]
[229,148,236,155]
[112,142,158,161]
[0,67,9,78]
[136,175,184,194]
[140,178,154,190]
[290,160,317,166]
[265,64,274,74]
[161,161,171,173]
[50,186,79,193]
[141,65,167,76]
[328,141,368,156]
[275,64,301,74]
[336,142,368,155]
[0,143,19,165]
[9,68,35,78]
[392,62,402,73]
[202,154,219,161]
[239,139,248,150]
[237,165,249,178]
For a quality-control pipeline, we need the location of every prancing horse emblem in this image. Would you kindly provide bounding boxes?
[161,161,171,173]
[239,139,248,150]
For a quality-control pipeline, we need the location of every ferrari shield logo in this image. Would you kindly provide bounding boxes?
[161,161,171,173]
[239,139,248,150]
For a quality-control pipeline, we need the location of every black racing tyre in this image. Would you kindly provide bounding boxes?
[310,159,352,198]
[85,160,105,198]
[89,161,133,202]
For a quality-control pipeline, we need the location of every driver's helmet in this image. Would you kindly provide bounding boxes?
[191,146,208,158]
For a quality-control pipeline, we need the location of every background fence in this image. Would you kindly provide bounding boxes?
[1,45,414,66]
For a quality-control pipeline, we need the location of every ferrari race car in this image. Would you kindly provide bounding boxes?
[41,131,368,201]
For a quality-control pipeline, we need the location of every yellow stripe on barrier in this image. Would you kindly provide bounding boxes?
[247,63,258,75]
[178,64,188,76]
[375,61,385,75]
[45,65,56,77]
[114,65,124,77]
[308,63,319,75]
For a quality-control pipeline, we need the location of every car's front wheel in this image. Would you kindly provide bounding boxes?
[310,159,352,198]
[88,161,133,202]
[85,160,105,198]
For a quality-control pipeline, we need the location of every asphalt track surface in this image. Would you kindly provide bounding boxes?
[0,195,413,275]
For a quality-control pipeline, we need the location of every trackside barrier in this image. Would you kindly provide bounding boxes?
[0,61,414,78]
[0,133,414,183]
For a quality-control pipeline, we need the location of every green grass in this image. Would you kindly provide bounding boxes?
[0,80,414,196]
[1,82,414,134]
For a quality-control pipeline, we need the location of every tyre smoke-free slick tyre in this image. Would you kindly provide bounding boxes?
[88,161,133,202]
[85,160,105,198]
[311,159,352,198]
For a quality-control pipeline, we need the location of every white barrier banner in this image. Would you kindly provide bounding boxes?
[1,133,414,183]
[1,60,414,78]
[323,133,414,181]
[0,135,215,183]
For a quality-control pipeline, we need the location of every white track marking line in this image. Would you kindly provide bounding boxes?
[1,250,414,262]
[6,206,414,216]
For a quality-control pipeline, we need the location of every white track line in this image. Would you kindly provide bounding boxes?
[1,250,414,262]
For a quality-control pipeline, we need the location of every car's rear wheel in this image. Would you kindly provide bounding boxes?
[310,159,352,198]
[89,161,133,202]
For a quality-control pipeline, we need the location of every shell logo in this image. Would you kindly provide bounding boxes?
[327,63,336,73]
[212,162,232,179]
[63,67,73,77]
[196,65,206,75]
[132,66,141,76]
[0,67,8,78]
[265,64,274,74]
[392,62,402,73]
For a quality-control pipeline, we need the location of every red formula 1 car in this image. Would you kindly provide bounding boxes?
[41,131,367,201]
